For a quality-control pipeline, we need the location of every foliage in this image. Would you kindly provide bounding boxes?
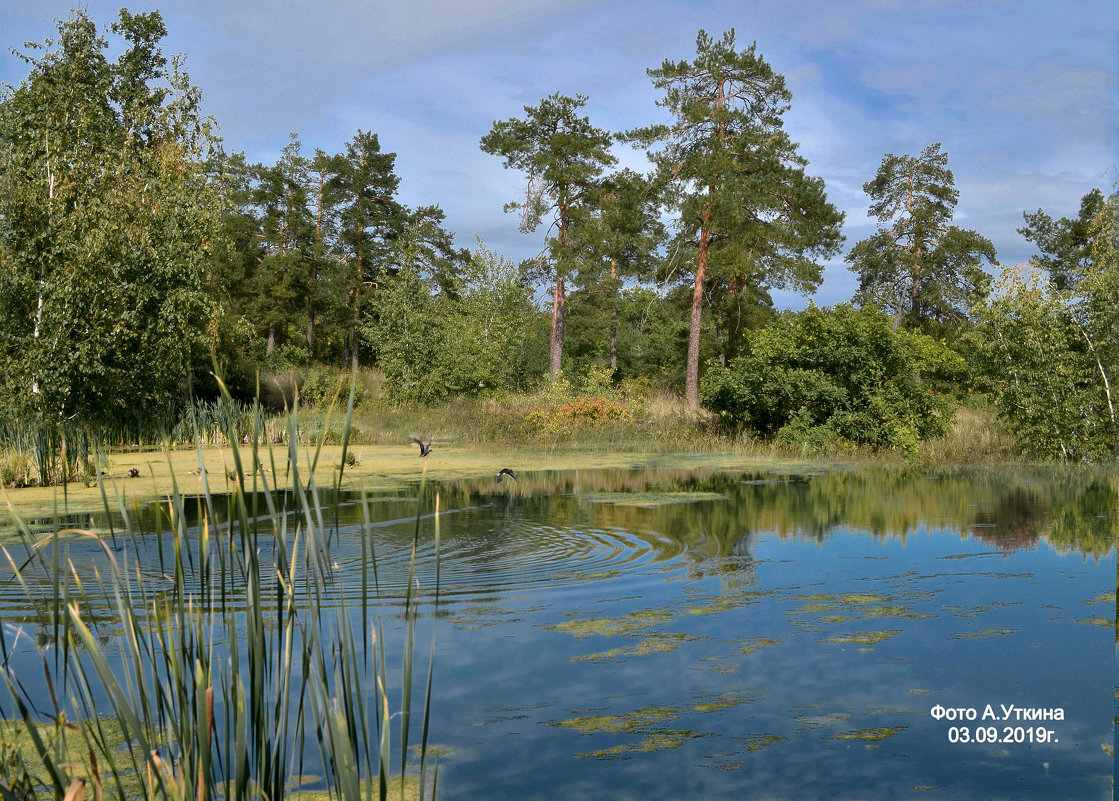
[365,241,540,402]
[0,9,221,431]
[1018,187,1110,292]
[0,738,35,801]
[970,186,1117,462]
[701,304,956,452]
[971,266,1117,462]
[525,396,631,439]
[628,28,844,407]
[480,92,617,375]
[846,143,996,331]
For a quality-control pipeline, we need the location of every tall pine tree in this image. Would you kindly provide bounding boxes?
[480,92,616,376]
[630,29,843,408]
[846,143,995,331]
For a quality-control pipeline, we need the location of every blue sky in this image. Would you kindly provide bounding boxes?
[1,0,1115,308]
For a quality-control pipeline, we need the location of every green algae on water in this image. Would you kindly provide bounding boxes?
[738,636,782,654]
[828,726,905,742]
[545,608,675,637]
[822,630,901,645]
[581,491,727,508]
[571,632,708,662]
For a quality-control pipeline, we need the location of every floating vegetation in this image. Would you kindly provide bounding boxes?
[572,632,708,662]
[841,593,891,604]
[822,630,902,645]
[283,775,423,801]
[691,691,756,714]
[552,705,684,735]
[1084,593,1113,605]
[696,657,740,674]
[735,733,787,751]
[944,602,1002,618]
[795,712,853,728]
[738,636,782,654]
[950,627,1019,639]
[1075,616,1113,627]
[581,491,727,508]
[553,691,753,760]
[544,608,675,637]
[683,595,748,615]
[577,730,709,759]
[789,592,932,623]
[859,604,934,620]
[828,727,906,742]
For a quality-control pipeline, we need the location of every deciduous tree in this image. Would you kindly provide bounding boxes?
[0,9,221,429]
[973,186,1118,460]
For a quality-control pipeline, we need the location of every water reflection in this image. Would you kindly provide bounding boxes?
[0,465,1114,800]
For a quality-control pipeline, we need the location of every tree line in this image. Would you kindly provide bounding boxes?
[0,11,1115,459]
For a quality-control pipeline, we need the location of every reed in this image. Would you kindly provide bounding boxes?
[0,377,438,801]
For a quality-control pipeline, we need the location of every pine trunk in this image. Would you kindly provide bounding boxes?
[686,222,712,410]
[550,274,566,375]
[609,259,618,371]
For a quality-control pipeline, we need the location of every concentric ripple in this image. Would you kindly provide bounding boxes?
[327,510,677,604]
[0,500,682,626]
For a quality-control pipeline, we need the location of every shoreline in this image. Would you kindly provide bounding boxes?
[1,442,829,523]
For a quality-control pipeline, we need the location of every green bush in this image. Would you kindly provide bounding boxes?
[701,304,955,452]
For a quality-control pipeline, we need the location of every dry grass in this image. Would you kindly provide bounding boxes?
[917,405,1018,465]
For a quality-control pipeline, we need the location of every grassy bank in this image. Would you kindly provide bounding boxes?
[1,381,1027,521]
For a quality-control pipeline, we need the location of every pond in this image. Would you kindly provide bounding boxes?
[1,465,1115,800]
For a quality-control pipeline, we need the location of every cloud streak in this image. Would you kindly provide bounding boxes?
[0,0,1113,306]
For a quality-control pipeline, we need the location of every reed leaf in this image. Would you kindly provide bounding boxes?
[0,370,441,801]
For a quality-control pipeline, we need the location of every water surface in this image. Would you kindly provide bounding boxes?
[1,466,1114,800]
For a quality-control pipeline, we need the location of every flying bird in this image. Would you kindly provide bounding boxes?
[496,468,518,483]
[412,437,432,457]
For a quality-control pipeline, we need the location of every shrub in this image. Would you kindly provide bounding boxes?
[701,304,954,452]
[524,396,631,439]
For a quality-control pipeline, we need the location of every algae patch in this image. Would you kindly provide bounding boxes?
[828,726,905,742]
[581,491,726,508]
[571,632,708,662]
[544,608,675,637]
[735,733,787,751]
[737,636,782,654]
[821,630,901,645]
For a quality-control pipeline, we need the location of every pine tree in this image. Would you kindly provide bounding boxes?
[480,92,617,376]
[629,29,843,408]
[330,131,406,369]
[846,143,995,331]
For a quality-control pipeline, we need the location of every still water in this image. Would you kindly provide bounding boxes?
[1,465,1115,800]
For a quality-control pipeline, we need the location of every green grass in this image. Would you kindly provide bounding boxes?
[0,376,440,801]
[0,368,1074,492]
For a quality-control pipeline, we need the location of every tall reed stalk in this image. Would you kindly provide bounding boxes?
[0,377,438,801]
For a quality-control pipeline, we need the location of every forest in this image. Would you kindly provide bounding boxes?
[0,9,1116,474]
